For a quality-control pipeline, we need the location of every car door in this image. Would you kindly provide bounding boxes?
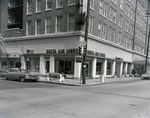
[12,69,20,79]
[6,69,14,79]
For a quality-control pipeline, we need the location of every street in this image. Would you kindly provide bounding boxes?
[0,78,150,118]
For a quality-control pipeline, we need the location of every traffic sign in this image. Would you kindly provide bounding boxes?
[76,57,82,63]
[78,41,86,47]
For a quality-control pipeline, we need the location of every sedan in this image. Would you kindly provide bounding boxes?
[141,72,150,79]
[2,68,39,82]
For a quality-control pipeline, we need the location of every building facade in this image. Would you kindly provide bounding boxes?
[0,0,150,79]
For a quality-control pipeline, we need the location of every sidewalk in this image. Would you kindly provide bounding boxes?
[38,76,142,86]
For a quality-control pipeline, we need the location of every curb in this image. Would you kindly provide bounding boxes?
[38,77,142,86]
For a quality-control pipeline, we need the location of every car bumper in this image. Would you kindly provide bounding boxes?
[25,77,39,80]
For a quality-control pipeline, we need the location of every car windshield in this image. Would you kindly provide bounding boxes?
[19,69,28,73]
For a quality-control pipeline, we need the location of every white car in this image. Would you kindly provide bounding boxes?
[141,72,150,79]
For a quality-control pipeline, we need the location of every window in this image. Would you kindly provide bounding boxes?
[98,22,106,39]
[129,24,134,35]
[130,9,134,21]
[68,14,75,31]
[124,36,128,47]
[96,62,102,75]
[27,0,32,14]
[8,0,14,7]
[36,0,41,12]
[99,1,108,18]
[128,38,133,49]
[89,16,93,34]
[56,0,63,8]
[8,11,15,23]
[120,0,123,10]
[124,20,129,32]
[111,0,117,5]
[68,0,75,5]
[107,62,112,75]
[117,32,122,45]
[46,0,52,10]
[126,4,130,17]
[26,20,32,35]
[45,18,51,34]
[90,0,94,9]
[56,58,74,74]
[108,27,115,42]
[136,28,139,38]
[35,19,41,35]
[109,7,116,23]
[56,16,63,32]
[119,15,123,28]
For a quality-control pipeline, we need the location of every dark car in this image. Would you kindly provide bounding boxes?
[2,68,39,82]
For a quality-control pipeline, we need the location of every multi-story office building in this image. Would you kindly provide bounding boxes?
[0,0,149,79]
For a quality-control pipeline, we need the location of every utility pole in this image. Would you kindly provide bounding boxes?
[82,0,90,84]
[145,25,150,73]
[145,0,150,73]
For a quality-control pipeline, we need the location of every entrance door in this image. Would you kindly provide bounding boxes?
[86,62,89,77]
[46,61,50,73]
[9,60,14,68]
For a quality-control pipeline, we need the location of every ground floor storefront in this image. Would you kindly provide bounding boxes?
[1,31,148,79]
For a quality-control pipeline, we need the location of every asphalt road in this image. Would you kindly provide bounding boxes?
[0,78,150,118]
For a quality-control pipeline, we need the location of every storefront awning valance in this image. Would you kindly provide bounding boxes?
[133,60,148,65]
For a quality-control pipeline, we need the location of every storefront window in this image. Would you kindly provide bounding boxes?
[15,61,21,68]
[55,58,74,74]
[96,62,102,75]
[2,61,7,70]
[26,57,40,72]
[107,62,112,75]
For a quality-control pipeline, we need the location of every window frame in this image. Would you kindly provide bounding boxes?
[35,19,41,35]
[45,17,51,34]
[56,16,63,33]
[26,20,32,35]
[46,0,52,10]
[56,0,63,8]
[36,0,41,12]
[27,0,32,14]
[68,14,75,31]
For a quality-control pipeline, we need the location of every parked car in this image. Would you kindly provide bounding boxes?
[1,68,39,82]
[141,72,150,79]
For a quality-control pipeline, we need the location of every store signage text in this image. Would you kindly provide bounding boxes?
[116,57,123,60]
[27,49,34,53]
[46,49,56,53]
[95,52,105,57]
[46,48,105,57]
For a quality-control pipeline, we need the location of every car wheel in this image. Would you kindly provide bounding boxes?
[3,76,8,80]
[20,77,25,82]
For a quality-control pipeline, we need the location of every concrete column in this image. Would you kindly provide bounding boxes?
[120,61,123,77]
[124,63,128,75]
[30,58,34,71]
[103,59,107,76]
[40,55,45,75]
[50,55,55,73]
[112,60,116,76]
[21,56,26,69]
[74,56,82,79]
[92,58,97,78]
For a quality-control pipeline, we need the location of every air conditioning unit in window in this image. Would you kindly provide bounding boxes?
[120,5,123,10]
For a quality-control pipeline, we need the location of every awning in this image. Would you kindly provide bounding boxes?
[133,60,148,65]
